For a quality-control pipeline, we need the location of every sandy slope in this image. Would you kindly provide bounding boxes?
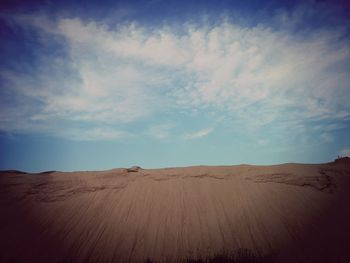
[1,160,350,262]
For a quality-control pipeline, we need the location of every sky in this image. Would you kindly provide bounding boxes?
[0,0,350,172]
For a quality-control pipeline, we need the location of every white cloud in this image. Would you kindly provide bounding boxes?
[340,148,350,157]
[320,133,333,143]
[147,123,175,139]
[1,13,350,140]
[185,128,213,140]
[59,127,124,141]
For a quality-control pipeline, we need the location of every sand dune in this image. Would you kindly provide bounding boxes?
[1,159,350,262]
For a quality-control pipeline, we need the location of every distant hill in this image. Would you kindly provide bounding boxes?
[335,156,350,163]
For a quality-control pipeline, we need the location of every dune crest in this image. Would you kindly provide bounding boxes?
[1,161,350,262]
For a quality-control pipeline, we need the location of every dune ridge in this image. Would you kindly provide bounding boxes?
[1,160,350,262]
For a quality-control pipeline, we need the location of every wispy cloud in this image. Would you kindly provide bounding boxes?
[60,127,124,141]
[185,128,213,140]
[1,7,349,141]
[340,148,350,157]
[147,123,175,139]
[320,133,334,143]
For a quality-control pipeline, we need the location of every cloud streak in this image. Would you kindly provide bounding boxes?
[185,128,213,140]
[341,148,350,157]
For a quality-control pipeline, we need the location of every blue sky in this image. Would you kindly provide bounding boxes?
[1,0,350,172]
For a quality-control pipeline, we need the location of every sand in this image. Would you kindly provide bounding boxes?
[1,159,350,262]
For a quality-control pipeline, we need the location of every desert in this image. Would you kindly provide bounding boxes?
[1,0,350,262]
[1,158,350,262]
